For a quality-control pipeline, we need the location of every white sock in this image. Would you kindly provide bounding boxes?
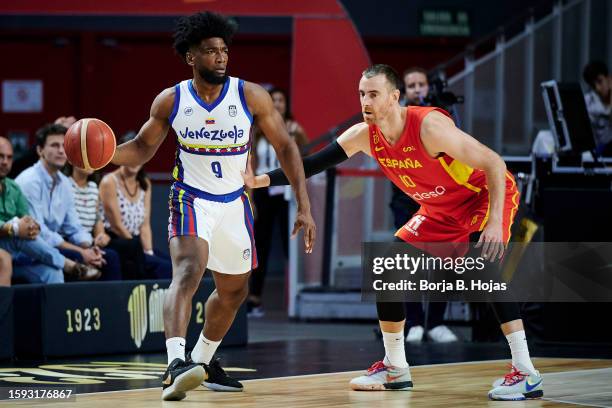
[382,330,409,368]
[191,333,221,364]
[506,330,536,374]
[166,337,185,365]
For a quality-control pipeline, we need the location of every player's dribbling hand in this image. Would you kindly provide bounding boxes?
[292,209,316,254]
[474,221,505,262]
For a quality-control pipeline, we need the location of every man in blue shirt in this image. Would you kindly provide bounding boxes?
[0,135,99,283]
[16,124,121,280]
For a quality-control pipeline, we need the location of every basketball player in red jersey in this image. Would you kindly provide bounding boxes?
[243,64,543,401]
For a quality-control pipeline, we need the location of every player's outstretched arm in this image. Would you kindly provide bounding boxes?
[242,122,369,188]
[111,87,175,167]
[244,82,316,252]
[244,82,309,198]
[421,110,507,261]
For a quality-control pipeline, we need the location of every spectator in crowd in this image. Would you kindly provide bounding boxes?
[0,135,99,283]
[8,116,76,179]
[64,163,122,280]
[15,124,119,280]
[401,67,430,107]
[54,116,77,128]
[248,87,308,317]
[391,67,429,234]
[0,249,11,286]
[392,67,458,343]
[583,60,612,156]
[65,164,104,240]
[99,131,171,279]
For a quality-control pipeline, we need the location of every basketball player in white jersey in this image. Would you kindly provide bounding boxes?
[111,12,316,401]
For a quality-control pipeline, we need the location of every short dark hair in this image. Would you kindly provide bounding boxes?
[173,12,238,60]
[403,67,428,81]
[583,60,608,88]
[63,162,102,185]
[362,64,402,90]
[36,123,67,149]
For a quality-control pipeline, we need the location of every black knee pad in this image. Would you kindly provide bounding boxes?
[467,237,521,323]
[376,301,406,322]
[490,302,521,324]
[374,238,423,322]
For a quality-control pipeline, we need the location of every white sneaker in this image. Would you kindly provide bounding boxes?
[427,325,458,343]
[405,326,424,343]
[248,306,265,318]
[349,360,413,391]
[488,365,544,401]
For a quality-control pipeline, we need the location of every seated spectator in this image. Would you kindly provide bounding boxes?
[0,135,98,283]
[65,164,103,239]
[15,124,120,281]
[583,61,612,156]
[99,132,171,279]
[0,249,11,286]
[8,116,76,179]
[64,163,122,280]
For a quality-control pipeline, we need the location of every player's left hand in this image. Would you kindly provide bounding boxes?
[474,221,504,262]
[291,209,316,254]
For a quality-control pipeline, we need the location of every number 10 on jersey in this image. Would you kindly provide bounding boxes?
[211,161,223,178]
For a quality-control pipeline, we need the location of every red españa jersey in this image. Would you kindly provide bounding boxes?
[369,106,518,232]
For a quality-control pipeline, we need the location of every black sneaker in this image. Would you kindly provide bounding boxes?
[161,358,206,401]
[204,358,244,392]
[187,353,243,392]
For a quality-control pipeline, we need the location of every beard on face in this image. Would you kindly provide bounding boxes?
[198,67,228,85]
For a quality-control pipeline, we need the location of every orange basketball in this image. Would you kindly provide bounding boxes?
[64,118,116,170]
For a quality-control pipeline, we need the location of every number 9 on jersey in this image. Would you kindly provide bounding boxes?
[211,161,223,178]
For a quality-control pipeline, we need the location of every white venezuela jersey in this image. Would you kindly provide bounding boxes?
[170,76,253,195]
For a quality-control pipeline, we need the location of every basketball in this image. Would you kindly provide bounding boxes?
[64,118,116,170]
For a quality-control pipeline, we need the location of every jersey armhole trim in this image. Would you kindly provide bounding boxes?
[169,83,181,125]
[238,79,254,124]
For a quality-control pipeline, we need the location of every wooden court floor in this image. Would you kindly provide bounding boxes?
[3,358,611,407]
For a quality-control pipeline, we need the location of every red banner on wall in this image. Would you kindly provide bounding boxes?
[0,0,343,16]
[292,17,371,139]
